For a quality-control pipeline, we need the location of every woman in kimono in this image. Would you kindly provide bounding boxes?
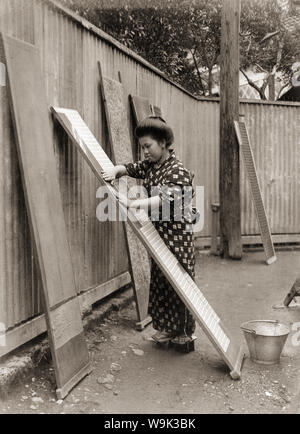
[102,116,196,345]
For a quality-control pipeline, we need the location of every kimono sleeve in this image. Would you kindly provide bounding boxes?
[158,167,194,205]
[124,160,150,180]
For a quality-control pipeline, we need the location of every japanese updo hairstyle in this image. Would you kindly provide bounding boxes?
[135,116,174,148]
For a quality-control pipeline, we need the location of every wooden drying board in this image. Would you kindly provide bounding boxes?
[130,95,152,125]
[284,278,300,307]
[129,94,163,161]
[151,105,163,117]
[2,34,91,399]
[130,94,163,124]
[98,64,151,331]
[234,120,277,265]
[129,95,151,161]
[51,107,245,380]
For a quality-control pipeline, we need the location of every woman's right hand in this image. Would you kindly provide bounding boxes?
[101,167,117,182]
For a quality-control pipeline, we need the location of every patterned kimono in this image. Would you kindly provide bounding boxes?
[125,150,196,336]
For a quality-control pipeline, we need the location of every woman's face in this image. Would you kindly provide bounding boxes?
[139,135,166,163]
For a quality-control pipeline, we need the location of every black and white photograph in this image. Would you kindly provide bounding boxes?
[0,0,299,419]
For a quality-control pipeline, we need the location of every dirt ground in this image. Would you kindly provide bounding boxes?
[1,250,300,414]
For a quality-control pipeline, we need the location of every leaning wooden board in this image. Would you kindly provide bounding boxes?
[151,105,163,117]
[130,95,152,125]
[2,34,91,399]
[129,94,163,161]
[234,121,277,265]
[129,95,152,161]
[284,278,300,307]
[51,107,245,379]
[98,65,151,331]
[130,94,163,125]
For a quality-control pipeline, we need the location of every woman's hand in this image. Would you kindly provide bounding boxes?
[101,165,128,183]
[116,191,134,209]
[101,167,117,183]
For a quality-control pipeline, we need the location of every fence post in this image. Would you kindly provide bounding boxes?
[219,0,242,259]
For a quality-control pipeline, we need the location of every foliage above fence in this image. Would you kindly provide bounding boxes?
[58,0,300,100]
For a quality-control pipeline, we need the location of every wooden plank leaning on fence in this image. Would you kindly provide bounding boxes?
[98,62,152,331]
[2,34,91,400]
[129,95,152,161]
[130,95,152,126]
[129,94,163,161]
[234,120,277,265]
[284,278,300,307]
[129,95,163,123]
[50,107,245,380]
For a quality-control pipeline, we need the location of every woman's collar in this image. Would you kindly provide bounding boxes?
[153,149,175,169]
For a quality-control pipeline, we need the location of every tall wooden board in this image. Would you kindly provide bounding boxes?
[129,95,152,161]
[234,120,277,265]
[98,65,151,330]
[2,34,91,399]
[51,107,245,379]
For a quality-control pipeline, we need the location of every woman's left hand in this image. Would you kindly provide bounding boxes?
[116,192,134,209]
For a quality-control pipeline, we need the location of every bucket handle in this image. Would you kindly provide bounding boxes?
[241,326,256,334]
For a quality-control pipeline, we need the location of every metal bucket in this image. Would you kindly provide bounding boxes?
[241,320,290,365]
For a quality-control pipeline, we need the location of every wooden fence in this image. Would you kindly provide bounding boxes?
[0,0,299,358]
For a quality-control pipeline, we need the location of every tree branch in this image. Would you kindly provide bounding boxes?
[261,74,270,94]
[254,63,269,74]
[240,69,267,100]
[190,49,205,94]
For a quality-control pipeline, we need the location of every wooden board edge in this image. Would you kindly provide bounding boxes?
[266,256,277,265]
[96,69,150,324]
[283,285,300,307]
[97,61,117,164]
[282,302,300,309]
[56,362,93,400]
[1,33,39,54]
[234,121,276,261]
[196,234,300,248]
[135,316,152,331]
[2,35,65,383]
[79,272,131,311]
[0,315,46,359]
[129,94,139,125]
[0,273,131,360]
[128,221,240,372]
[230,345,246,380]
